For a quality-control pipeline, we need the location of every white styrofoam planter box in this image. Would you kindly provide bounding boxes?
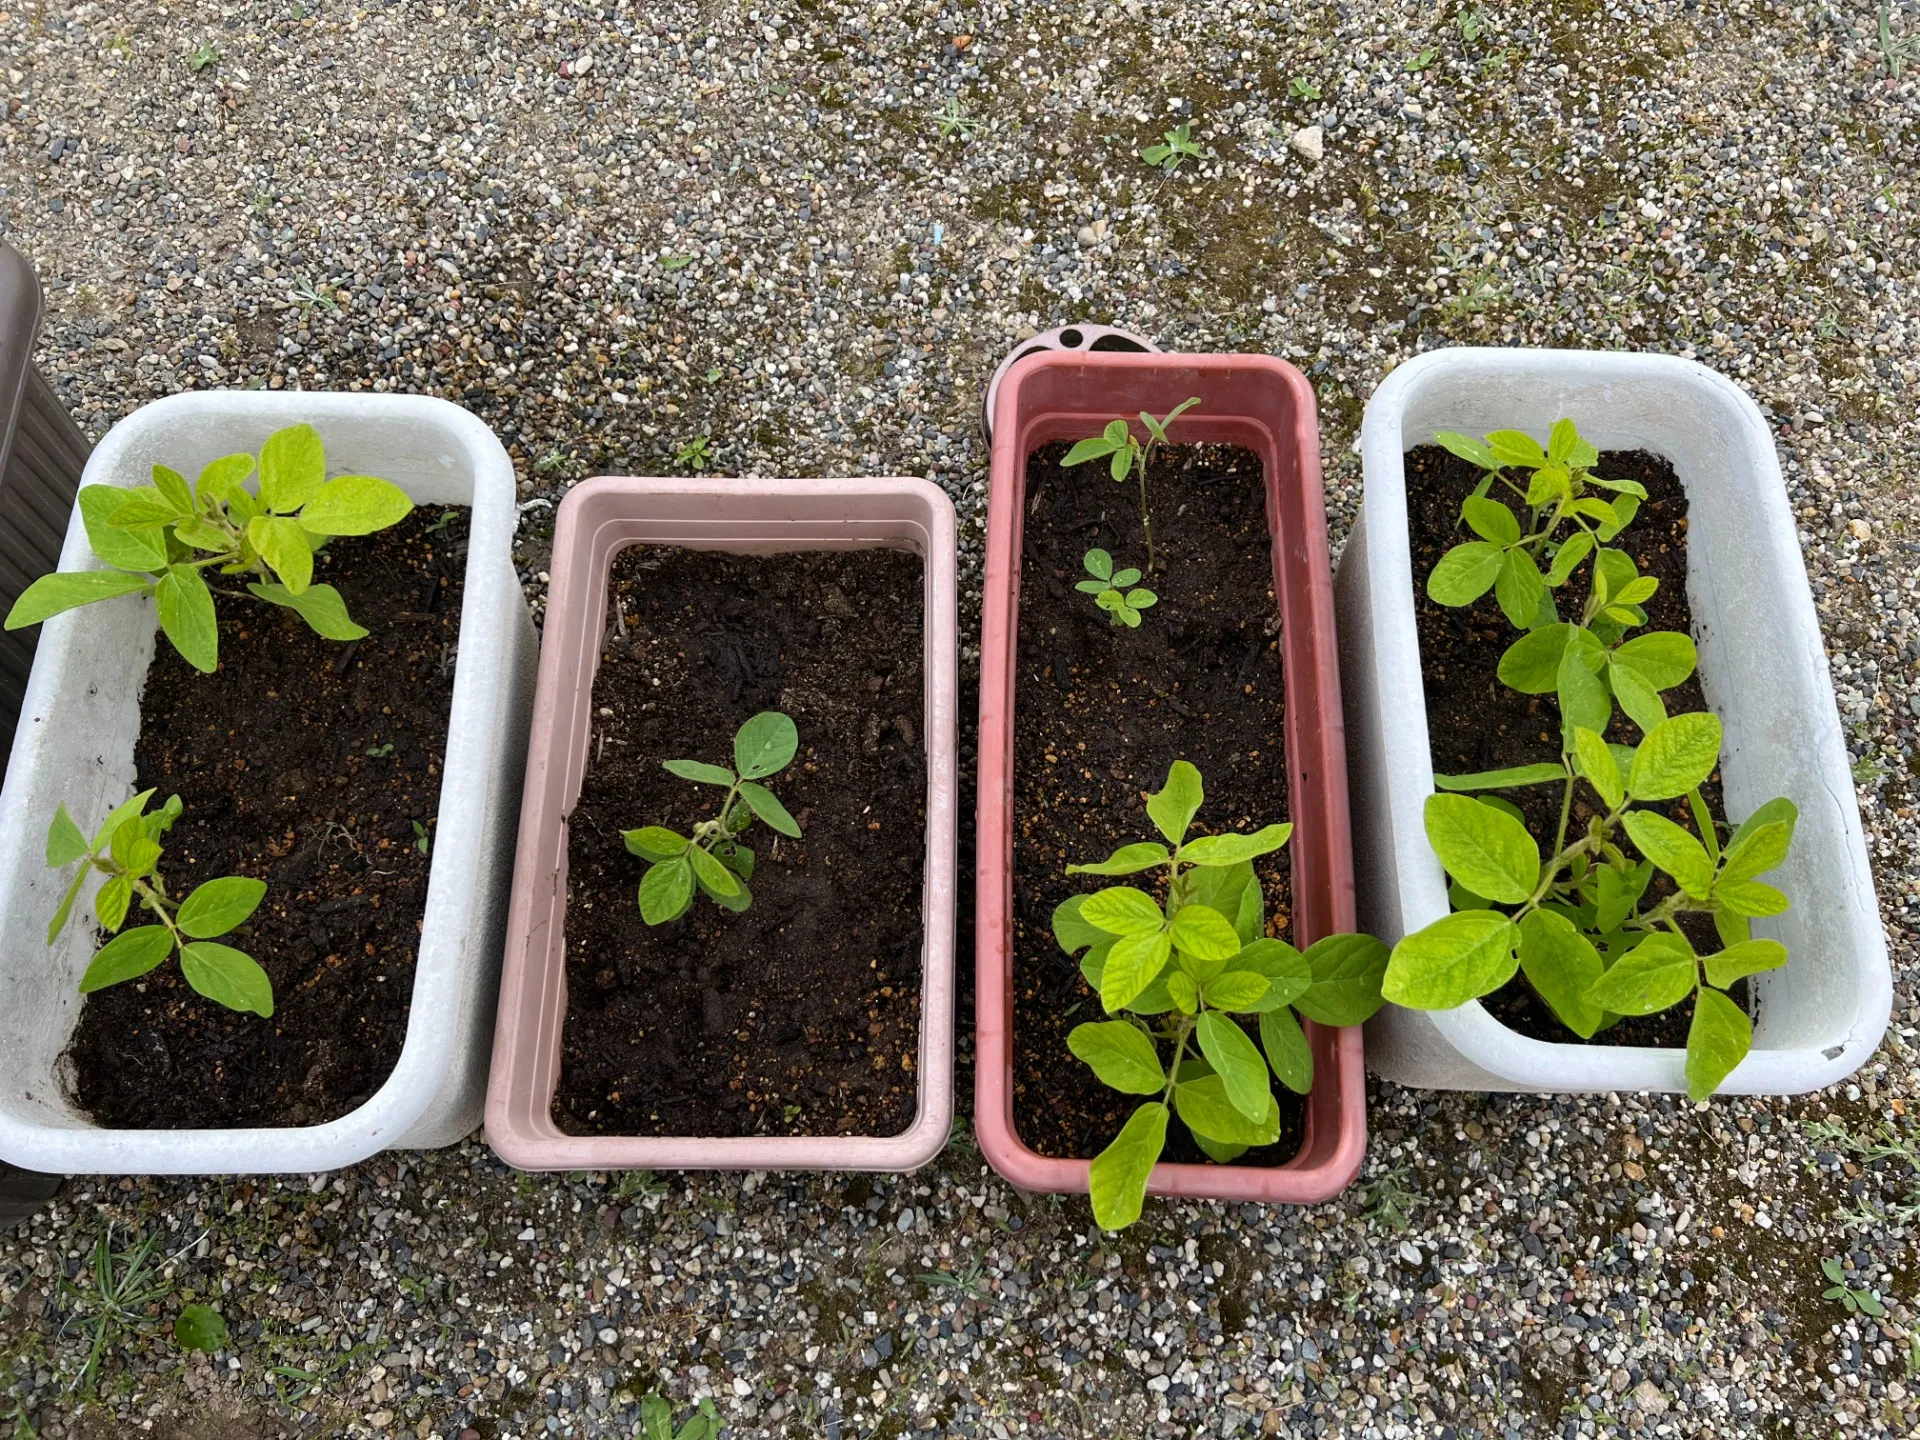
[1337,347,1889,1095]
[0,392,536,1173]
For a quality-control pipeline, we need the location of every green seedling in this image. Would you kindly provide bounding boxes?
[1077,549,1157,629]
[1288,76,1321,101]
[627,711,803,924]
[1883,4,1920,79]
[1822,1258,1886,1316]
[1140,121,1202,172]
[1056,761,1388,1229]
[60,1227,179,1396]
[5,423,412,673]
[1382,418,1797,1099]
[930,97,980,140]
[412,820,431,855]
[188,43,219,71]
[46,790,273,1017]
[675,435,713,470]
[1061,397,1199,573]
[173,1304,227,1353]
[659,253,694,271]
[1406,46,1438,72]
[640,1394,720,1440]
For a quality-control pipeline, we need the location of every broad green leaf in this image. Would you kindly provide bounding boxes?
[1573,726,1623,810]
[155,565,218,673]
[1703,938,1787,989]
[663,758,735,786]
[1612,576,1658,607]
[1192,1133,1248,1164]
[1169,903,1241,962]
[1062,435,1123,466]
[77,485,169,571]
[1608,660,1667,734]
[1433,762,1567,792]
[5,570,153,630]
[1174,1075,1279,1147]
[179,941,274,1016]
[1714,905,1751,949]
[1595,861,1652,931]
[1196,1012,1271,1121]
[638,858,694,924]
[90,789,156,851]
[1547,417,1579,465]
[738,782,801,837]
[1165,972,1199,1013]
[1177,824,1292,867]
[1184,860,1258,942]
[1076,579,1110,595]
[1629,713,1722,801]
[174,1304,228,1353]
[1494,548,1545,629]
[1546,531,1594,586]
[1527,464,1571,507]
[1423,793,1538,904]
[298,474,413,535]
[259,423,327,512]
[247,515,312,594]
[1224,938,1311,1011]
[1088,1102,1167,1230]
[177,876,268,939]
[713,841,753,880]
[121,836,161,882]
[624,826,689,861]
[686,844,741,897]
[1081,886,1165,937]
[1557,638,1612,739]
[1295,934,1391,1026]
[1382,910,1520,1009]
[196,452,256,503]
[1485,429,1547,468]
[1686,987,1751,1100]
[1568,497,1620,528]
[1203,970,1271,1011]
[1052,894,1107,955]
[1101,931,1173,1012]
[1067,1022,1166,1095]
[1434,430,1501,469]
[78,925,175,993]
[1517,910,1605,1038]
[95,874,131,932]
[1725,796,1798,859]
[109,488,189,530]
[1584,932,1696,1015]
[1260,1006,1313,1094]
[1622,810,1715,899]
[1498,623,1600,695]
[1721,818,1793,885]
[1462,496,1521,545]
[247,581,368,641]
[1716,880,1789,918]
[1067,842,1171,876]
[734,711,799,778]
[1146,760,1204,845]
[172,516,230,552]
[1427,541,1506,605]
[1690,789,1719,865]
[45,805,90,867]
[1595,546,1638,598]
[1083,548,1113,580]
[150,465,195,515]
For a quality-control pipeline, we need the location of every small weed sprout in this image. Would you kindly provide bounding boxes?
[640,1393,720,1440]
[1406,46,1438,72]
[188,43,219,71]
[1821,1258,1887,1316]
[627,711,803,924]
[1287,75,1321,101]
[675,435,713,471]
[1078,549,1157,629]
[46,791,273,1016]
[930,97,979,140]
[1140,122,1201,172]
[1061,397,1199,574]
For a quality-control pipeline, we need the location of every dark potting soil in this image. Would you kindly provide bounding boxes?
[1012,442,1304,1168]
[69,508,468,1128]
[1406,445,1746,1048]
[552,547,927,1139]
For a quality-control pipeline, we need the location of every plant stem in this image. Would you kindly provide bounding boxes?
[1135,449,1157,573]
[1160,1015,1196,1106]
[1552,774,1576,861]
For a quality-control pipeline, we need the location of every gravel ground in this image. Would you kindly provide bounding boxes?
[4,1,1919,1436]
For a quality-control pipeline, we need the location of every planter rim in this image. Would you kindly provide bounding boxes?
[485,473,960,1172]
[975,349,1367,1206]
[0,389,530,1172]
[1347,345,1890,1094]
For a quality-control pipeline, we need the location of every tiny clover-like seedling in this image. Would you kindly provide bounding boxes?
[1077,549,1157,629]
[1054,761,1389,1230]
[1061,397,1199,574]
[640,1393,720,1440]
[1821,1258,1886,1317]
[626,711,803,924]
[1140,121,1202,172]
[5,423,413,673]
[1387,417,1799,1098]
[46,790,272,1016]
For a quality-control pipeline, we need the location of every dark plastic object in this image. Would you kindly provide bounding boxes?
[0,1161,61,1232]
[0,243,89,759]
[980,323,1159,440]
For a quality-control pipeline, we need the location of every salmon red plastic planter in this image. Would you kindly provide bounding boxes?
[975,350,1366,1207]
[487,475,959,1172]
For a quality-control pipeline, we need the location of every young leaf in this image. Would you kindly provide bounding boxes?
[686,845,741,897]
[174,1304,228,1353]
[1725,796,1798,858]
[1434,430,1501,470]
[1527,465,1571,507]
[258,423,327,512]
[1486,429,1547,468]
[1423,793,1539,904]
[1607,659,1667,734]
[1427,542,1506,605]
[1628,713,1722,801]
[1083,548,1114,581]
[625,826,689,861]
[150,464,195,515]
[179,941,274,1016]
[1494,548,1546,630]
[1595,861,1652,931]
[1517,910,1605,1038]
[1462,496,1521,546]
[1686,987,1751,1100]
[46,805,91,867]
[1088,1102,1168,1230]
[77,486,169,571]
[1584,932,1695,1015]
[1062,434,1123,466]
[176,876,268,939]
[1547,417,1579,465]
[1498,623,1599,695]
[734,711,799,779]
[78,925,176,992]
[1202,970,1271,1011]
[155,565,219,673]
[1225,937,1311,1011]
[1432,762,1567,793]
[713,841,754,880]
[1573,726,1623,811]
[247,581,370,641]
[1720,817,1793,885]
[1195,1012,1271,1122]
[1177,824,1292,867]
[1066,842,1171,876]
[1164,971,1200,1014]
[738,782,801,837]
[663,758,736,787]
[1052,894,1107,955]
[1715,879,1789,917]
[196,453,255,504]
[1382,910,1520,1009]
[1067,1022,1166,1095]
[1101,931,1174,1013]
[638,857,694,924]
[1295,934,1391,1026]
[1169,903,1241,962]
[1557,640,1613,739]
[6,570,154,631]
[251,515,314,594]
[95,874,131,932]
[1545,532,1594,586]
[1146,760,1204,845]
[1621,810,1715,899]
[1259,1006,1313,1094]
[1702,938,1787,989]
[1174,1076,1279,1147]
[298,474,414,535]
[1081,886,1165,937]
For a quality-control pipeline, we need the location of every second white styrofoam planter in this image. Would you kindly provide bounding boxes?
[1337,347,1889,1095]
[0,391,536,1174]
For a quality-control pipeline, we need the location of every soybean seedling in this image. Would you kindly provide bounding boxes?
[1078,549,1158,629]
[1061,397,1199,574]
[1055,761,1388,1228]
[5,423,412,673]
[1382,418,1798,1098]
[1140,122,1202,172]
[626,711,803,923]
[46,790,273,1015]
[640,1393,720,1440]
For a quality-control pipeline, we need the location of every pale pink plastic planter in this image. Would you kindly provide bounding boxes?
[487,476,959,1172]
[976,351,1367,1206]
